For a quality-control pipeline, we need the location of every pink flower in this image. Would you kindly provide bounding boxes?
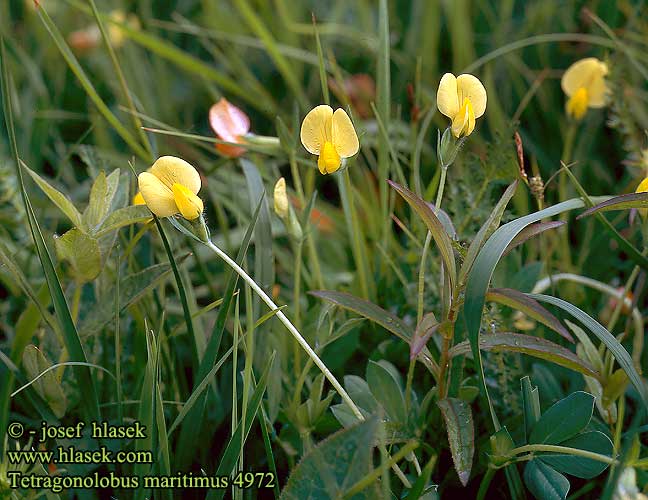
[208,98,250,158]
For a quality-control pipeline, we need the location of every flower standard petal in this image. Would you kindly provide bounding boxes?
[331,108,359,158]
[300,105,333,155]
[456,74,487,118]
[138,171,178,218]
[561,57,603,96]
[437,73,460,119]
[586,61,609,107]
[172,183,203,220]
[149,156,201,195]
[209,98,250,157]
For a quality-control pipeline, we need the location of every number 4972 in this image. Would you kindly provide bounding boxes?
[232,472,275,489]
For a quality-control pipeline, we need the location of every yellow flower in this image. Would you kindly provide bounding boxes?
[132,192,145,205]
[636,176,648,219]
[273,177,289,218]
[561,57,608,120]
[300,105,359,174]
[437,73,487,138]
[137,156,204,220]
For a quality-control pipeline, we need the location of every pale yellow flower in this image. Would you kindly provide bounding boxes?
[273,177,289,218]
[437,73,487,138]
[561,57,608,120]
[138,156,204,220]
[300,105,359,174]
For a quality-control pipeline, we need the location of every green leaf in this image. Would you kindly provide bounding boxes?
[79,262,176,335]
[54,229,102,282]
[577,192,648,218]
[489,426,515,466]
[530,294,648,411]
[281,415,380,499]
[502,221,565,257]
[310,290,413,343]
[486,288,573,342]
[521,376,540,443]
[529,391,594,445]
[83,169,120,230]
[94,205,152,236]
[437,397,474,486]
[240,159,274,292]
[524,460,570,500]
[22,345,67,419]
[539,431,613,479]
[411,312,439,360]
[23,164,83,229]
[464,197,586,428]
[388,181,456,290]
[366,360,406,424]
[449,333,598,379]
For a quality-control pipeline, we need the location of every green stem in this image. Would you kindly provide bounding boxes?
[293,241,303,370]
[342,441,418,499]
[558,122,577,270]
[477,467,496,500]
[341,168,371,299]
[508,444,616,465]
[204,240,363,420]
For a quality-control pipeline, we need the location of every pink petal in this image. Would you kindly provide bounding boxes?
[209,98,250,143]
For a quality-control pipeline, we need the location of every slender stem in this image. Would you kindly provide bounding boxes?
[204,240,364,420]
[292,241,303,370]
[508,444,616,465]
[477,467,496,500]
[342,441,419,499]
[341,168,370,299]
[558,122,577,271]
[290,153,324,289]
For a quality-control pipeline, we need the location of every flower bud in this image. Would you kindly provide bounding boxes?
[273,177,289,219]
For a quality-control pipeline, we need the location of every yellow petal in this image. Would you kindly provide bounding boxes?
[172,183,204,220]
[451,98,475,138]
[138,172,177,218]
[132,192,145,205]
[566,87,589,120]
[149,156,201,195]
[636,177,648,194]
[456,74,487,118]
[318,142,341,174]
[437,73,459,119]
[561,58,608,100]
[586,63,609,108]
[273,177,288,218]
[300,105,333,155]
[331,108,359,158]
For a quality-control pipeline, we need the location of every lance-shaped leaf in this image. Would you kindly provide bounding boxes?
[502,221,565,257]
[410,312,439,360]
[464,197,586,428]
[449,333,599,379]
[529,294,648,410]
[487,288,573,342]
[23,164,84,229]
[577,192,648,219]
[310,290,413,343]
[458,181,518,286]
[83,169,120,230]
[437,398,474,486]
[388,181,456,289]
[94,205,152,236]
